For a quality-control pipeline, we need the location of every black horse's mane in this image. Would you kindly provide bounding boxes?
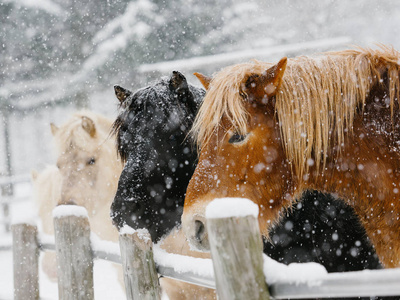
[112,77,202,163]
[112,84,161,163]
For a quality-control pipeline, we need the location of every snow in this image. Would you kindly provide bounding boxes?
[1,248,127,300]
[3,1,400,298]
[153,245,214,278]
[5,0,64,16]
[263,254,328,286]
[119,224,136,235]
[90,233,121,263]
[138,37,351,73]
[205,198,259,219]
[3,186,400,299]
[119,225,151,243]
[38,232,55,247]
[52,205,88,219]
[93,0,155,44]
[0,184,125,300]
[10,208,36,226]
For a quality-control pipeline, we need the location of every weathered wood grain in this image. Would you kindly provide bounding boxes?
[119,228,161,300]
[54,212,94,300]
[207,214,270,300]
[12,223,39,300]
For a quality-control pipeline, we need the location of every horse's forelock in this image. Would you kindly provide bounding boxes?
[190,63,257,149]
[111,83,168,162]
[55,111,112,156]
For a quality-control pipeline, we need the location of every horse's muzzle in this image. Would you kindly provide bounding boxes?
[182,214,210,252]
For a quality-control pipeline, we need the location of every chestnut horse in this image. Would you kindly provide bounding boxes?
[183,46,400,268]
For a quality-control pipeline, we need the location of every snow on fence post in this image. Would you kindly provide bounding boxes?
[119,225,161,300]
[53,205,94,300]
[206,198,270,300]
[12,223,39,300]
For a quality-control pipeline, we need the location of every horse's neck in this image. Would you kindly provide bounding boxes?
[305,121,400,267]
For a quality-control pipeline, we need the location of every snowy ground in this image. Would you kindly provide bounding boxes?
[0,250,126,300]
[0,181,126,300]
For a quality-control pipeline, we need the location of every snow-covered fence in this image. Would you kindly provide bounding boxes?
[53,206,94,300]
[12,205,162,300]
[9,203,400,300]
[12,223,39,300]
[119,226,161,299]
[206,198,270,299]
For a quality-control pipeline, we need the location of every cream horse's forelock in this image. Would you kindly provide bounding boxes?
[191,45,400,179]
[53,111,113,154]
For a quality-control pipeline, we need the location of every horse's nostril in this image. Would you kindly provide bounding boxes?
[60,199,77,206]
[195,220,206,242]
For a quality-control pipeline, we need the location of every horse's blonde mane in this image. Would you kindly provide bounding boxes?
[53,110,114,154]
[191,45,400,179]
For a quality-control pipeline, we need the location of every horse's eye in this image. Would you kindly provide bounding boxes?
[229,133,247,144]
[87,157,96,165]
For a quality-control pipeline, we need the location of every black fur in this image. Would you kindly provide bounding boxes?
[111,72,204,240]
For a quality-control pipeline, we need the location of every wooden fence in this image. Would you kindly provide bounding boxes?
[10,201,400,300]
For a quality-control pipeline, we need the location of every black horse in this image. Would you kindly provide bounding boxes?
[111,71,204,240]
[110,71,381,275]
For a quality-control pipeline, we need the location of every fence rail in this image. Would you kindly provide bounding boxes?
[138,37,351,74]
[8,202,400,300]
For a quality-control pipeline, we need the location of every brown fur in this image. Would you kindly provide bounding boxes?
[183,45,400,268]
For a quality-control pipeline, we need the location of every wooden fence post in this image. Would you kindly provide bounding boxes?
[119,226,161,300]
[53,205,94,300]
[12,223,39,300]
[206,198,270,300]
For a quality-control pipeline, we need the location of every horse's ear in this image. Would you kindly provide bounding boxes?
[81,116,96,137]
[114,85,132,104]
[242,57,287,102]
[170,71,200,112]
[263,57,287,97]
[193,72,211,90]
[170,71,189,94]
[31,169,38,181]
[50,123,59,136]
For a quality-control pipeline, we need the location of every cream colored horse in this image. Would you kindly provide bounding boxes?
[34,111,122,281]
[50,110,122,242]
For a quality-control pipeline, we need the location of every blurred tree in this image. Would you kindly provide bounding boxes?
[94,0,233,84]
[2,0,400,111]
